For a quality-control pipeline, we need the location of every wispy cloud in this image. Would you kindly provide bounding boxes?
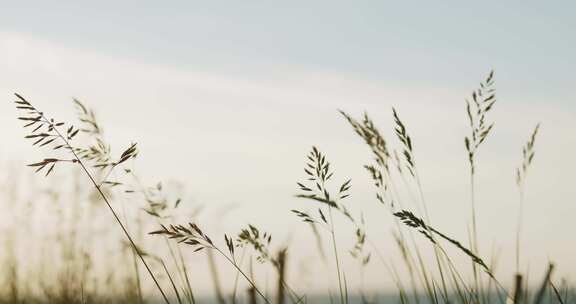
[1,31,575,290]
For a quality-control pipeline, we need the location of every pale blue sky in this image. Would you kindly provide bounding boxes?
[1,1,575,102]
[0,1,575,293]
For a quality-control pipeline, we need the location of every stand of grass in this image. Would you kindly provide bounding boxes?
[13,94,171,304]
[150,223,273,304]
[7,70,571,304]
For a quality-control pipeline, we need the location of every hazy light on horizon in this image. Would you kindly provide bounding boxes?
[0,2,575,294]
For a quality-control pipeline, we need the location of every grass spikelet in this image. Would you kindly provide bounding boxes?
[465,70,497,175]
[340,111,390,171]
[516,124,540,188]
[515,123,541,272]
[394,210,494,278]
[392,107,415,177]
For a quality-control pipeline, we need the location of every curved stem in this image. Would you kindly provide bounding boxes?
[76,155,171,304]
[46,119,171,304]
[214,247,272,304]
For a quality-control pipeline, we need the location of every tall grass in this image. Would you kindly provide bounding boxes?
[4,71,574,303]
[13,94,170,303]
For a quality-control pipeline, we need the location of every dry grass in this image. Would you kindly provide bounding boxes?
[2,71,574,304]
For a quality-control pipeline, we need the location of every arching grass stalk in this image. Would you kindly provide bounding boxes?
[341,109,473,302]
[392,107,451,300]
[149,223,273,304]
[13,93,171,304]
[394,209,510,301]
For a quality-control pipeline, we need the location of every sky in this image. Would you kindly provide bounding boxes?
[0,0,575,294]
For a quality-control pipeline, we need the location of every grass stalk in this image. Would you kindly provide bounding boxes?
[13,94,171,304]
[206,250,226,304]
[177,248,196,304]
[161,260,183,304]
[328,206,345,304]
[214,247,273,304]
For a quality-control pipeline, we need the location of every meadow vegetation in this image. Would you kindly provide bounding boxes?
[1,72,574,303]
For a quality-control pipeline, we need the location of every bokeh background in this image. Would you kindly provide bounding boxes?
[0,1,575,300]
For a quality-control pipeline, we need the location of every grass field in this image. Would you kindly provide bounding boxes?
[1,72,574,303]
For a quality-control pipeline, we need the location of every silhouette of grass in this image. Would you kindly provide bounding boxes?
[5,71,573,304]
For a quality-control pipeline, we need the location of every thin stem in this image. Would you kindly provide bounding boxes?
[97,163,119,188]
[161,260,183,304]
[133,239,144,304]
[469,171,481,301]
[390,169,459,302]
[413,170,449,301]
[130,168,197,303]
[177,247,197,304]
[328,207,345,304]
[231,247,247,304]
[163,236,187,304]
[206,249,226,304]
[214,247,273,304]
[387,174,438,302]
[515,186,525,274]
[118,185,144,304]
[79,159,171,304]
[46,120,171,304]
